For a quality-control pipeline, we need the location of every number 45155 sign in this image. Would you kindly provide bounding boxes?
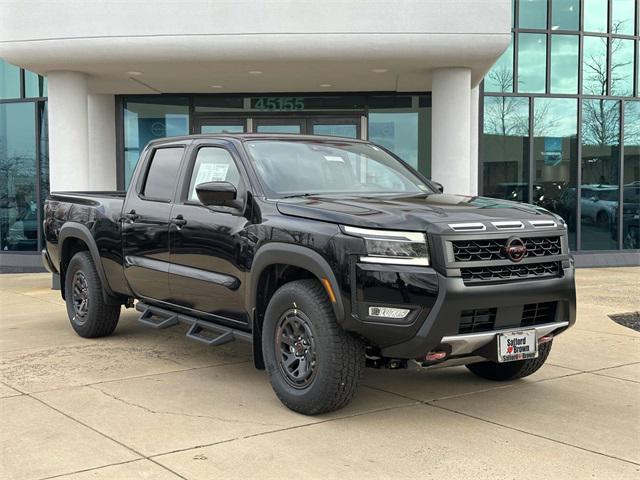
[252,97,305,111]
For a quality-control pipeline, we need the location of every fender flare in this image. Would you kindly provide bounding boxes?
[59,222,117,299]
[247,242,345,323]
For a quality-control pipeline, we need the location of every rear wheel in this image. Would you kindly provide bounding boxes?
[262,279,365,415]
[466,341,553,381]
[64,251,120,338]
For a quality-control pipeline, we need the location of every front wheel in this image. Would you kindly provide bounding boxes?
[64,251,121,338]
[466,341,553,381]
[262,279,365,415]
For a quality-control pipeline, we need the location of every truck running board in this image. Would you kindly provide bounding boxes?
[135,302,252,346]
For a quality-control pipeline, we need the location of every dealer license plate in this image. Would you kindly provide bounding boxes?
[497,330,538,363]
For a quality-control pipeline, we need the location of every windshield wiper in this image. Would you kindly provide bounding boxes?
[280,193,321,199]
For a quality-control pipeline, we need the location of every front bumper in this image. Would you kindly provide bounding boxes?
[349,262,576,360]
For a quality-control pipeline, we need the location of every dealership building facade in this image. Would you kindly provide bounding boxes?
[1,0,638,271]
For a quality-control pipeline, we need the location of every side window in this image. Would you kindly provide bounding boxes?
[142,147,184,201]
[188,147,241,202]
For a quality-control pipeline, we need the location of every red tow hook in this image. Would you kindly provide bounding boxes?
[538,334,554,345]
[422,350,448,362]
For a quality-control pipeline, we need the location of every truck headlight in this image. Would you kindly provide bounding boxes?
[341,225,429,266]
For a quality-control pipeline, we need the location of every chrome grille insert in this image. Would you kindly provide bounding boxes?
[448,222,486,232]
[491,220,525,230]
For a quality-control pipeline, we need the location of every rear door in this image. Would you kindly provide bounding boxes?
[122,144,187,302]
[168,141,251,326]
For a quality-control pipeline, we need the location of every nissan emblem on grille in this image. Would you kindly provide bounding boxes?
[504,237,527,262]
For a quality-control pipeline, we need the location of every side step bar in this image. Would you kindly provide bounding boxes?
[135,302,252,346]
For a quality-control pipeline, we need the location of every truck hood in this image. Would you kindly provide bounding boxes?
[276,193,557,231]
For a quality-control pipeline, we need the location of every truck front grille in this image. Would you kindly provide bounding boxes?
[459,308,497,334]
[457,301,558,334]
[452,236,561,262]
[460,261,561,284]
[521,302,557,326]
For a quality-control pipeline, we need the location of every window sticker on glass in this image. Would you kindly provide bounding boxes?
[195,162,229,185]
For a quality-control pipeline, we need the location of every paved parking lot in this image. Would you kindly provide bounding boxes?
[1,268,639,480]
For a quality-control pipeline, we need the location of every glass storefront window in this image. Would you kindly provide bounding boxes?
[583,0,608,33]
[25,71,47,98]
[533,98,578,249]
[581,100,620,250]
[368,108,431,174]
[622,101,640,249]
[0,59,21,100]
[518,0,547,29]
[518,33,547,93]
[484,39,514,93]
[482,96,530,202]
[610,39,635,97]
[0,102,38,251]
[550,35,579,94]
[612,0,636,35]
[123,97,189,187]
[583,36,608,95]
[39,102,49,248]
[551,0,580,30]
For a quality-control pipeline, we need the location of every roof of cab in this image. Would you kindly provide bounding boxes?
[145,133,369,146]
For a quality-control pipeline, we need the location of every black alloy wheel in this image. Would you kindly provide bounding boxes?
[275,309,317,389]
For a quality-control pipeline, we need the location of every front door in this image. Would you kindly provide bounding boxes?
[168,142,251,326]
[122,145,186,302]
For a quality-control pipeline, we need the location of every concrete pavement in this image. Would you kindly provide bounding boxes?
[1,268,639,480]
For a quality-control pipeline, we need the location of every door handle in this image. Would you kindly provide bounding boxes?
[125,210,139,222]
[171,215,187,227]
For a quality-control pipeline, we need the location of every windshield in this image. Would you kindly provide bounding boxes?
[244,139,433,198]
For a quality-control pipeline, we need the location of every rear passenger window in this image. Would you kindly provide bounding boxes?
[188,147,241,202]
[143,147,184,201]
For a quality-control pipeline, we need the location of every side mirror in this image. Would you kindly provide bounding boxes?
[196,181,237,207]
[433,181,444,193]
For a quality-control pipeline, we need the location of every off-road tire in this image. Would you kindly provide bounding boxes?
[262,279,365,415]
[466,340,553,381]
[64,251,120,338]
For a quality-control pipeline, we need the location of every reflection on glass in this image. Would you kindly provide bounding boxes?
[0,59,21,99]
[39,103,49,248]
[518,33,547,93]
[482,96,530,202]
[123,98,189,187]
[551,0,579,30]
[369,112,420,170]
[612,0,636,35]
[485,39,513,93]
[0,102,38,251]
[583,0,608,32]
[581,100,620,250]
[24,71,47,98]
[610,39,635,97]
[256,124,301,134]
[622,101,640,249]
[533,98,578,249]
[583,36,608,95]
[551,35,579,93]
[200,125,244,134]
[312,124,358,138]
[519,0,547,29]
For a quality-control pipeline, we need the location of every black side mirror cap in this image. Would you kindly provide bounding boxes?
[433,181,444,193]
[196,181,237,206]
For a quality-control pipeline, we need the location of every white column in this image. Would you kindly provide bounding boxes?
[431,67,471,195]
[47,71,89,191]
[88,94,117,190]
[469,85,480,196]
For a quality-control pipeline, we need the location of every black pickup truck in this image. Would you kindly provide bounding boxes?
[43,134,576,414]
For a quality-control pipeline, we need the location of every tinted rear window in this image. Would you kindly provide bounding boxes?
[143,147,184,201]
